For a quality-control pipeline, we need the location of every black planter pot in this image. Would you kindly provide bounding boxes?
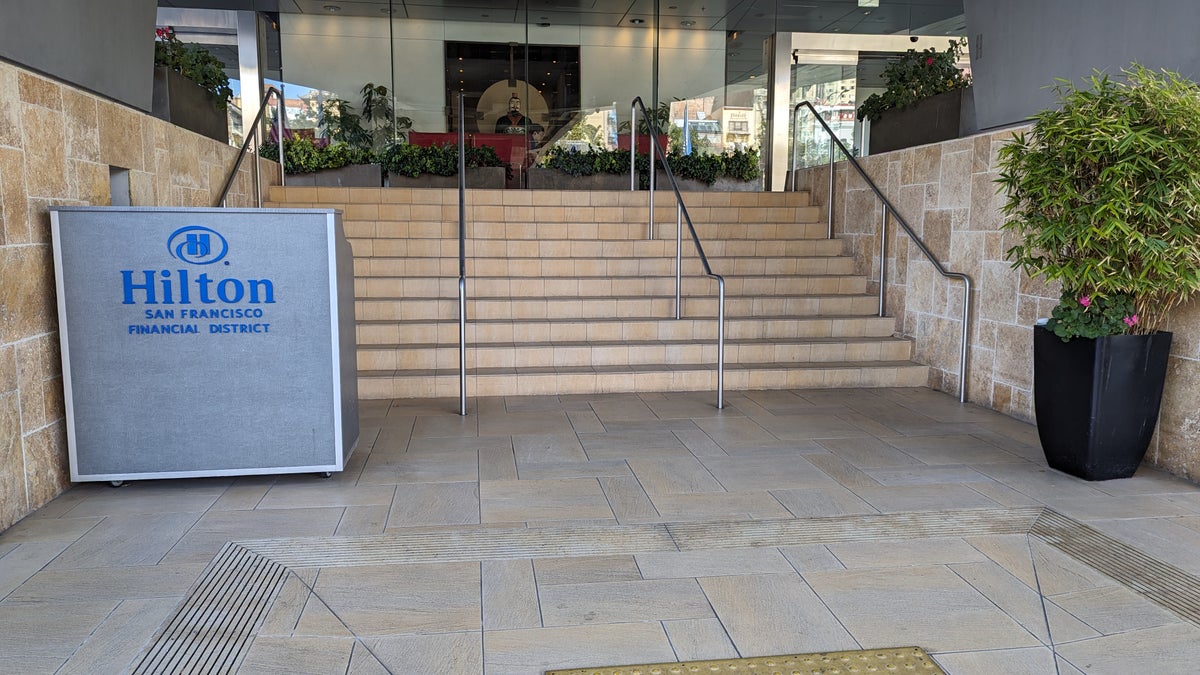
[1033,324,1172,480]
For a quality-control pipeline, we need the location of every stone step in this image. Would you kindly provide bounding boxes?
[347,236,846,259]
[354,274,867,299]
[356,314,898,345]
[265,186,814,210]
[354,294,879,321]
[353,255,858,278]
[343,219,829,241]
[356,361,929,399]
[355,335,914,371]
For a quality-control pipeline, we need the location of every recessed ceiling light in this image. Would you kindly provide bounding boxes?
[681,20,695,27]
[629,18,645,25]
[379,7,392,13]
[322,4,341,11]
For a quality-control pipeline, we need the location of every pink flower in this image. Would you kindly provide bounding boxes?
[1124,315,1139,327]
[1079,295,1091,307]
[925,57,935,66]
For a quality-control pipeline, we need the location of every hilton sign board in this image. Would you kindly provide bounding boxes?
[50,207,359,482]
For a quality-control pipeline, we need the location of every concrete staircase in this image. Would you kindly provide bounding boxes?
[266,186,927,399]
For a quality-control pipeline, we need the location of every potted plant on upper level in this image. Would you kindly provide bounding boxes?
[856,39,971,154]
[151,26,233,143]
[996,64,1200,480]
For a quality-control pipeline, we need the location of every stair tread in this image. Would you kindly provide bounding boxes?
[355,290,873,297]
[356,314,895,325]
[358,335,907,349]
[358,360,926,377]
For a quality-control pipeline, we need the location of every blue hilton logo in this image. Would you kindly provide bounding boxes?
[168,226,228,265]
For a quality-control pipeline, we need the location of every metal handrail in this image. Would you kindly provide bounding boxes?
[631,97,725,409]
[791,101,972,403]
[216,86,285,207]
[457,93,468,416]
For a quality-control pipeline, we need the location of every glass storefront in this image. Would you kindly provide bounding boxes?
[159,3,966,190]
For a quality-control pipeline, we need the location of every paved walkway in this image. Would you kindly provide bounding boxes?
[3,388,1200,674]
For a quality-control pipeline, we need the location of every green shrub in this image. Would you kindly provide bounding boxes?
[378,143,505,178]
[996,64,1200,339]
[259,138,375,174]
[541,145,759,185]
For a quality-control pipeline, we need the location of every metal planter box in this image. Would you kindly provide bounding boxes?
[50,207,359,482]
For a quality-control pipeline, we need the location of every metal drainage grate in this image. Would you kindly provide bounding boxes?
[132,543,287,675]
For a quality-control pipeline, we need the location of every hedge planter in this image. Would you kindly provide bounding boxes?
[286,164,384,187]
[654,170,760,192]
[1033,324,1172,480]
[868,87,967,155]
[386,167,506,189]
[151,66,228,144]
[527,167,628,190]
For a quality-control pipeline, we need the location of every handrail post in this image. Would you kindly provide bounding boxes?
[716,276,725,410]
[630,102,637,191]
[648,134,656,240]
[675,204,682,320]
[879,203,887,317]
[827,136,835,239]
[277,86,286,188]
[959,278,971,403]
[458,93,467,416]
[790,105,800,192]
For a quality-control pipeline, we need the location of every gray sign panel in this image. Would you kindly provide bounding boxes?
[51,207,359,481]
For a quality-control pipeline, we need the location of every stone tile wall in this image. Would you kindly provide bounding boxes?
[0,60,272,531]
[794,128,1200,482]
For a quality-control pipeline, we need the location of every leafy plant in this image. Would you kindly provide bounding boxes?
[541,145,760,186]
[996,64,1200,340]
[318,97,371,149]
[259,138,373,174]
[378,143,504,178]
[856,39,970,122]
[360,83,414,150]
[153,27,233,109]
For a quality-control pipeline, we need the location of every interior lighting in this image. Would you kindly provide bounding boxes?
[322,4,341,11]
[681,20,695,26]
[629,18,645,24]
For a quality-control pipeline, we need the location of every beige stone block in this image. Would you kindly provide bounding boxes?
[911,144,942,184]
[129,170,155,206]
[0,392,25,531]
[0,66,21,149]
[0,344,15,395]
[1154,357,1200,480]
[16,333,58,430]
[0,245,55,344]
[979,261,1018,324]
[70,160,110,204]
[22,419,69,510]
[921,209,952,262]
[993,323,1033,389]
[97,101,144,171]
[20,105,67,199]
[938,150,972,209]
[18,72,61,111]
[62,89,100,163]
[0,147,30,244]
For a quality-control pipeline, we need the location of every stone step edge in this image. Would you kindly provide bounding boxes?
[358,360,927,378]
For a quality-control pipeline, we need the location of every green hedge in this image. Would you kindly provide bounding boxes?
[541,146,761,185]
[259,138,503,178]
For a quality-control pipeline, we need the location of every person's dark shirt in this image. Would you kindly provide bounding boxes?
[496,113,530,134]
